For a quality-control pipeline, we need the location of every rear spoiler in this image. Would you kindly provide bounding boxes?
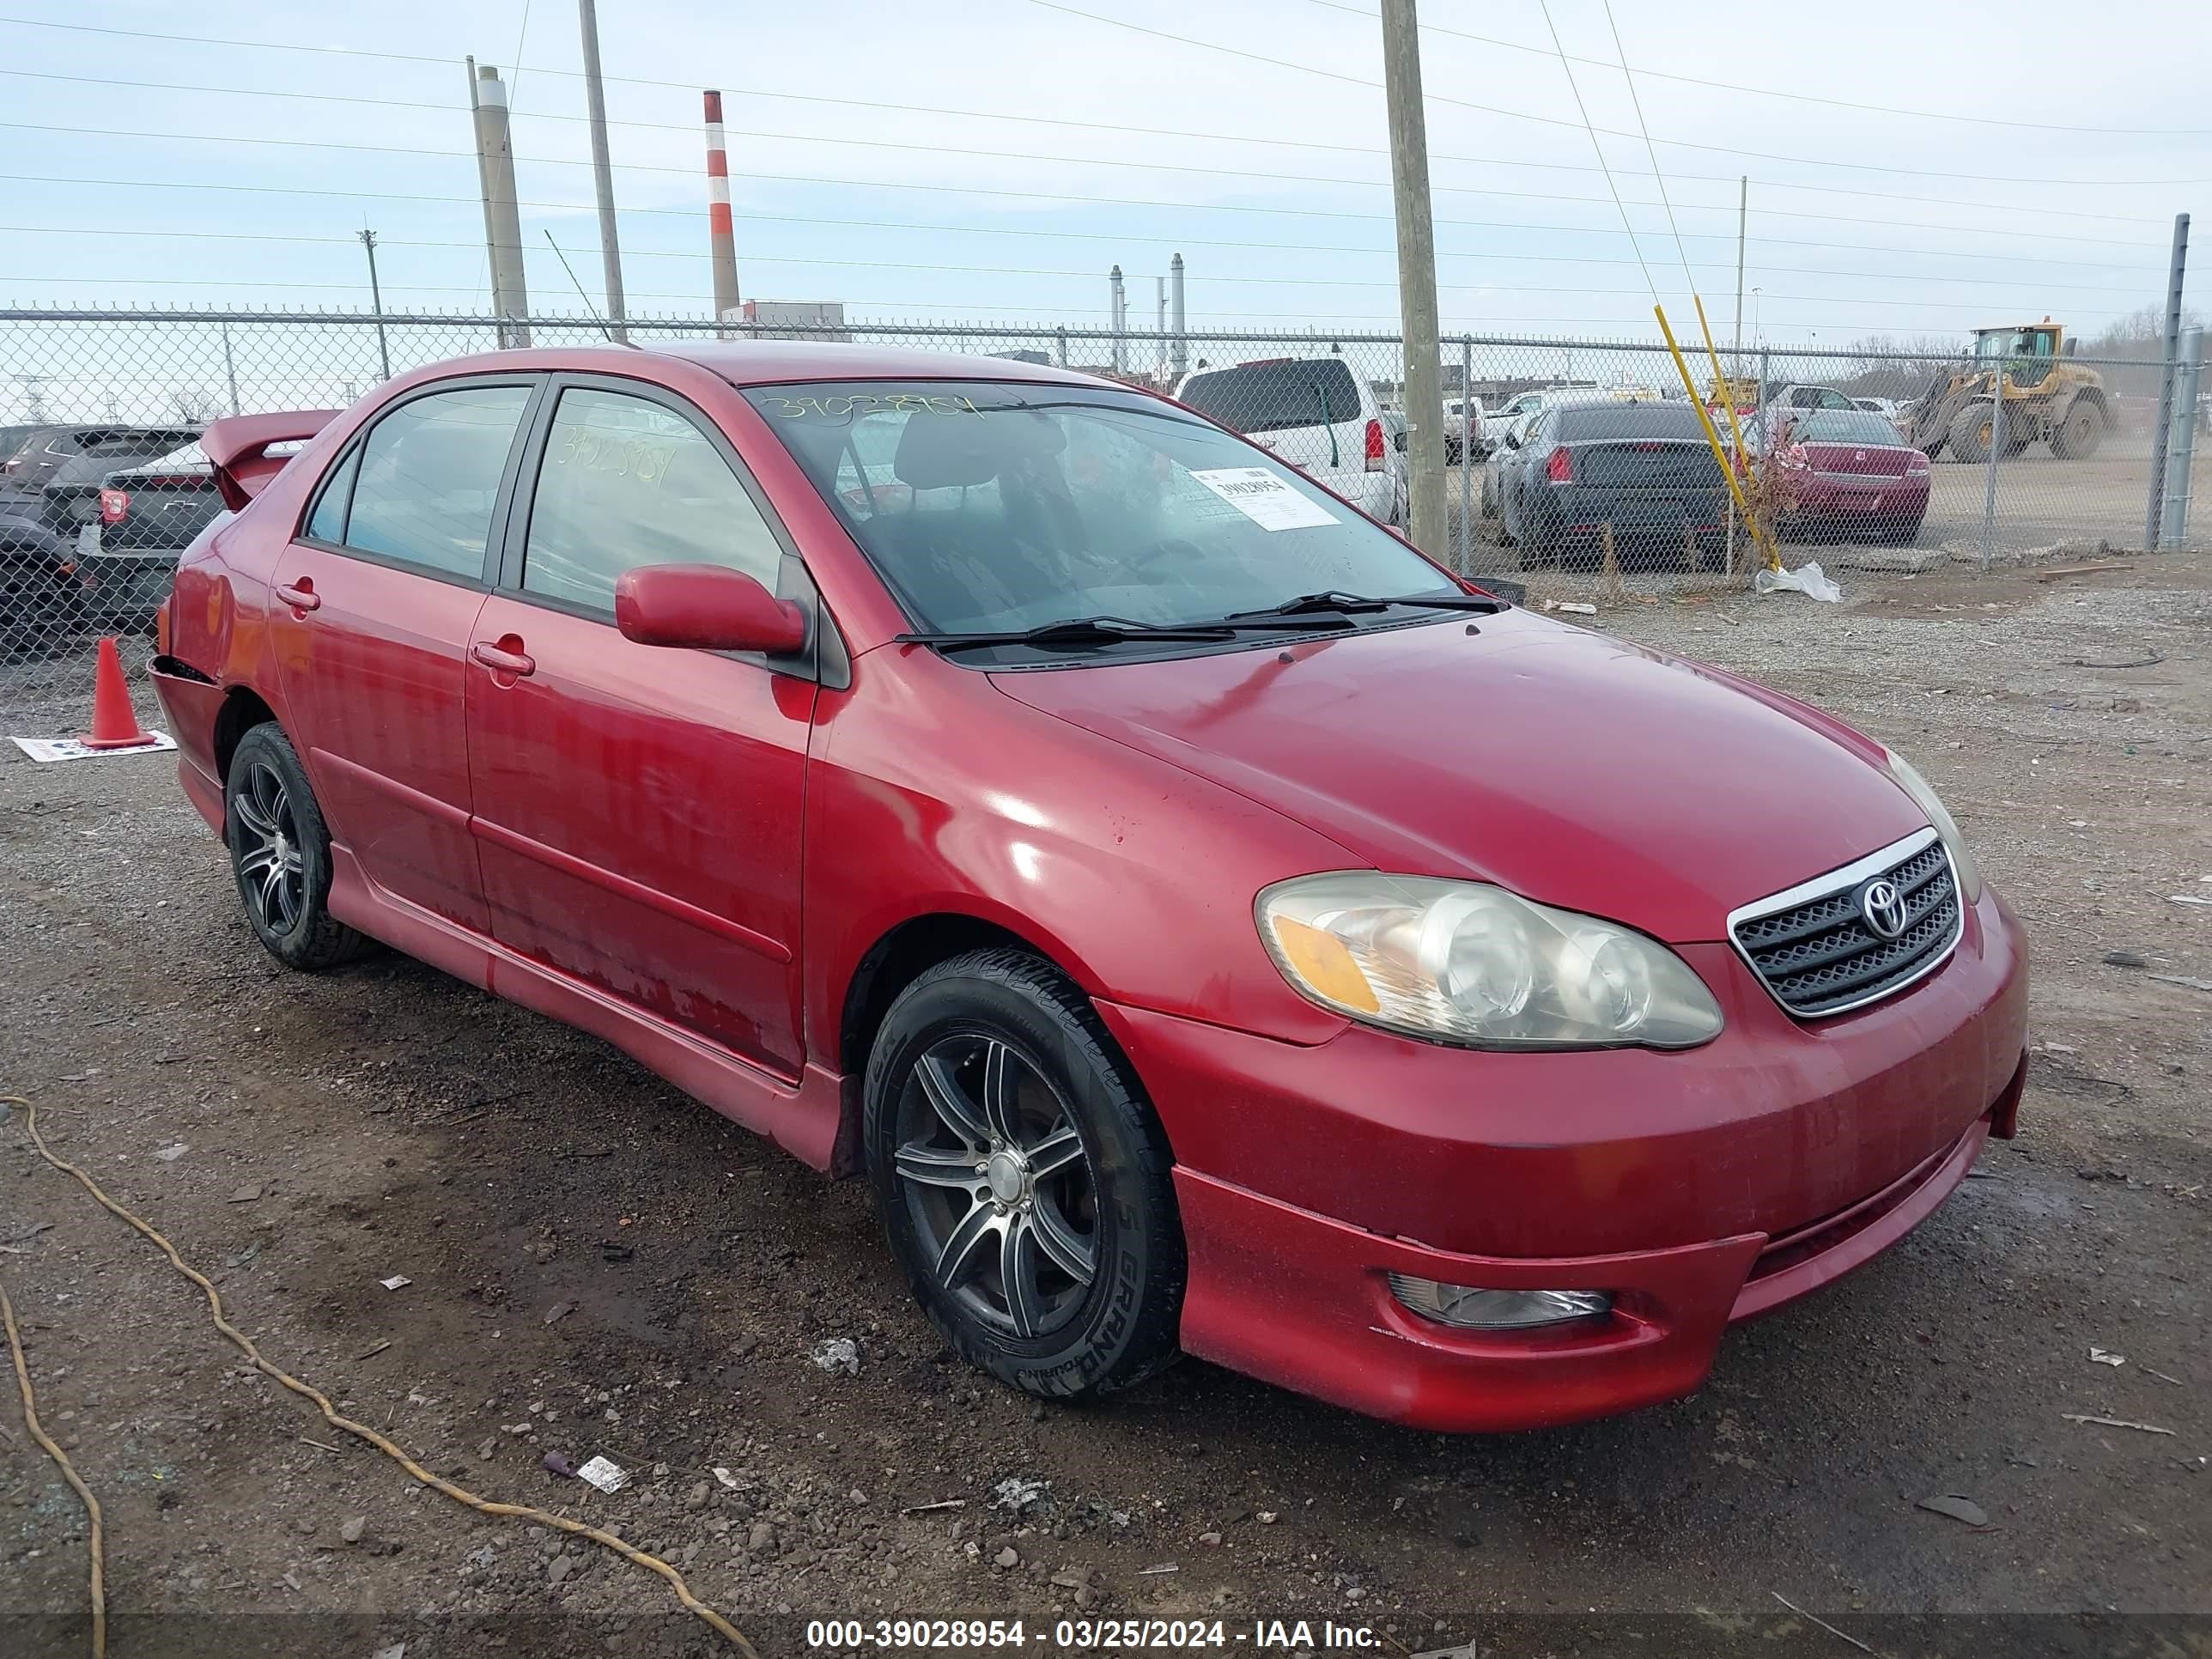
[202,410,340,511]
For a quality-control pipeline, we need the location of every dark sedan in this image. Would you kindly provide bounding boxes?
[1495,401,1729,568]
[43,441,228,629]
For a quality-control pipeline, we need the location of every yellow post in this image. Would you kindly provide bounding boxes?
[1654,304,1779,570]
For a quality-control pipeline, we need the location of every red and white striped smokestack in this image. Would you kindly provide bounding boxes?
[704,89,740,323]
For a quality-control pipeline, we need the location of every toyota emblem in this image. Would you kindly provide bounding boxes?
[1859,878,1909,939]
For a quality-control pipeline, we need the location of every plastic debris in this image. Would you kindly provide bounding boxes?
[712,1467,740,1490]
[1754,561,1842,603]
[992,1475,1051,1516]
[810,1337,861,1376]
[576,1455,630,1493]
[2089,1346,2127,1366]
[379,1275,411,1291]
[154,1143,188,1162]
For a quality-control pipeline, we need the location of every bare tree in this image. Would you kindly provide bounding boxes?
[168,391,222,424]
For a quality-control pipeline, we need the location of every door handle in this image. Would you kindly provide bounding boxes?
[471,638,536,678]
[274,579,320,612]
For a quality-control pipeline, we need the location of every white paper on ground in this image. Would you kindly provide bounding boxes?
[1753,561,1843,603]
[10,731,176,763]
[576,1455,631,1493]
[1188,467,1340,532]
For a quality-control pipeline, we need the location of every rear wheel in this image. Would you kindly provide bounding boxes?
[865,950,1183,1401]
[2051,401,2105,460]
[224,723,374,971]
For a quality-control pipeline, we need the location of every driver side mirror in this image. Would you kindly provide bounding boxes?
[615,563,807,655]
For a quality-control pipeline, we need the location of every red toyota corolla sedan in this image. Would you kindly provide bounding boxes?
[151,343,2027,1432]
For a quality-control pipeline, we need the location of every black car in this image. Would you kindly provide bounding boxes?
[41,441,228,630]
[0,423,202,655]
[1493,400,1729,568]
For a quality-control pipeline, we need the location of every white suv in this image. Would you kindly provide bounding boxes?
[1174,356,1407,527]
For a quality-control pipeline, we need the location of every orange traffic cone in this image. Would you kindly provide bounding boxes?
[80,636,158,750]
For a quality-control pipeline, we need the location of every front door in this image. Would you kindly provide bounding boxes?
[465,378,814,1075]
[270,380,538,933]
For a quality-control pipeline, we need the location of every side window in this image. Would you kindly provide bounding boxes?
[343,385,532,580]
[520,387,781,611]
[304,446,359,544]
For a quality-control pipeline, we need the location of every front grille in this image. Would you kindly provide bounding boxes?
[1731,833,1960,1018]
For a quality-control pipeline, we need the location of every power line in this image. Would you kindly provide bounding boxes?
[1293,0,2212,137]
[1016,0,2212,188]
[0,125,2174,258]
[0,222,2154,293]
[1537,0,1654,300]
[1601,1,1698,296]
[0,55,2204,203]
[0,24,2189,228]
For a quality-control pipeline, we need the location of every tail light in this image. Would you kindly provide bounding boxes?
[1546,447,1574,483]
[1906,452,1930,473]
[1364,418,1385,472]
[99,488,131,524]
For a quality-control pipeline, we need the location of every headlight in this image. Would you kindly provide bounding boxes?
[1257,873,1723,1049]
[1881,749,1983,903]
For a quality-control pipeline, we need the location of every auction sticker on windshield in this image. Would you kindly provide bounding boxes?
[1188,467,1340,532]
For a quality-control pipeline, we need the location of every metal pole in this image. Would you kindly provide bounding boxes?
[472,66,532,347]
[2145,213,2191,550]
[1156,276,1167,385]
[1457,335,1473,574]
[1980,346,2006,570]
[1732,176,1747,376]
[1169,252,1187,380]
[1054,325,1067,369]
[2158,326,2203,550]
[1381,0,1448,558]
[703,91,740,326]
[1109,266,1126,374]
[220,322,239,416]
[359,228,392,380]
[576,0,628,342]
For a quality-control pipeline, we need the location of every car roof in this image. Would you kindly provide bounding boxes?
[651,339,1103,389]
[382,340,1113,396]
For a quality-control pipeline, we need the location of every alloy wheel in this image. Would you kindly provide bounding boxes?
[892,1032,1098,1340]
[233,759,306,934]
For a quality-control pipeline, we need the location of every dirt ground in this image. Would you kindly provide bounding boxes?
[2,553,2208,1658]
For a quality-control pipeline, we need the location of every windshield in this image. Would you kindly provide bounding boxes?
[1176,358,1362,434]
[1784,410,1906,445]
[744,380,1454,639]
[1976,330,2035,360]
[1554,404,1711,441]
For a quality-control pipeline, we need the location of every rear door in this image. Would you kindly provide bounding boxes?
[464,375,816,1076]
[271,378,540,934]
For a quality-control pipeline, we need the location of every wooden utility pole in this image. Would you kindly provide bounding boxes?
[1380,0,1447,557]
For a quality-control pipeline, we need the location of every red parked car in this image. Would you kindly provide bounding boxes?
[152,344,2027,1432]
[1759,408,1933,544]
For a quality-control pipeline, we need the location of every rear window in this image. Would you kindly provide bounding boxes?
[1554,404,1710,441]
[1179,359,1362,434]
[1786,410,1904,445]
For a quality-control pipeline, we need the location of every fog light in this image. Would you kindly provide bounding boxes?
[1388,1273,1612,1330]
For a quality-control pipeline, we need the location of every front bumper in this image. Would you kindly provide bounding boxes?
[1097,884,2027,1432]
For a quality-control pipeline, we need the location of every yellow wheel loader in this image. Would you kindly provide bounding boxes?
[1905,320,2111,463]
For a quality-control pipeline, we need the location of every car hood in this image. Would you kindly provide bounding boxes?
[988,608,1928,944]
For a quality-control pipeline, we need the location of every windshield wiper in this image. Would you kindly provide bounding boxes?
[900,612,1360,653]
[1221,588,1506,622]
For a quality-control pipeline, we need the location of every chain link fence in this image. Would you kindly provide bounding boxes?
[2,307,2202,722]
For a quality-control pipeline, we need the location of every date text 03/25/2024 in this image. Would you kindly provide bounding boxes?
[805,1619,1387,1650]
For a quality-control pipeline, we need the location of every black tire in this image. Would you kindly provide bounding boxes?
[864,948,1183,1401]
[224,723,374,971]
[1948,409,1992,465]
[2051,401,2104,460]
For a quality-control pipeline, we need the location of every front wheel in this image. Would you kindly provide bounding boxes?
[225,723,374,970]
[865,950,1183,1401]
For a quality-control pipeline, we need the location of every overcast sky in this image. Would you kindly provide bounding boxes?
[3,0,2207,349]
